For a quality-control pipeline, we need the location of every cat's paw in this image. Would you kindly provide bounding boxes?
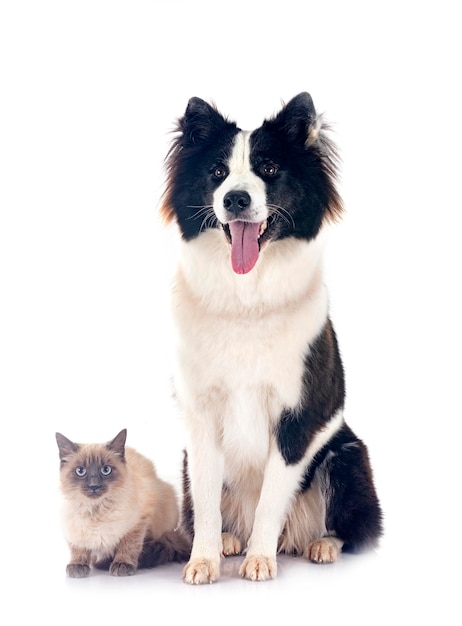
[305,537,342,564]
[109,561,136,576]
[222,532,242,556]
[183,558,220,584]
[239,555,277,581]
[67,563,90,578]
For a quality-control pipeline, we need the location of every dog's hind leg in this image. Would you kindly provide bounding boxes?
[302,429,383,565]
[222,532,242,556]
[305,536,343,563]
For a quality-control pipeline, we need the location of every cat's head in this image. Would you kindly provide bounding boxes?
[55,429,128,501]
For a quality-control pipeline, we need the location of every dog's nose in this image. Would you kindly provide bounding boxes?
[223,190,251,215]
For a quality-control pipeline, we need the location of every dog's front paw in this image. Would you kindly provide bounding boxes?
[306,537,342,564]
[239,555,277,581]
[183,558,220,584]
[222,532,242,556]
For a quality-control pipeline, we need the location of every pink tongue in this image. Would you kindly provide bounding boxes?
[228,221,261,274]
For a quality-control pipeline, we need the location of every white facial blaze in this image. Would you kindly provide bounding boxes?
[213,131,267,225]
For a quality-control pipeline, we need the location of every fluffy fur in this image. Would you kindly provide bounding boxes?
[160,93,383,583]
[56,429,187,577]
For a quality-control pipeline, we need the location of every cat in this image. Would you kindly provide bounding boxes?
[56,428,190,577]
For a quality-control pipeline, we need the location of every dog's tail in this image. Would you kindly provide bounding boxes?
[137,528,192,568]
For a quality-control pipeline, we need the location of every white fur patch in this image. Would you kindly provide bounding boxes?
[212,131,267,225]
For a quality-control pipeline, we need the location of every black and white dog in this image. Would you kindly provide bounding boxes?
[160,93,383,584]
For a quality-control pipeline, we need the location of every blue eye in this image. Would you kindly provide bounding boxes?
[101,465,112,476]
[75,466,86,477]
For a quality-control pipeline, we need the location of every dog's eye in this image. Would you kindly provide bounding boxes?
[261,163,279,177]
[212,166,228,179]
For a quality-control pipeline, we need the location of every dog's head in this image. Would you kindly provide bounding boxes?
[160,93,342,274]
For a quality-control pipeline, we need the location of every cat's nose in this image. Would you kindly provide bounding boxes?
[87,484,102,496]
[87,476,102,492]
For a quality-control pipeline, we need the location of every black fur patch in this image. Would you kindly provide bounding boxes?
[181,450,194,540]
[276,319,345,465]
[324,426,383,551]
[249,95,341,242]
[161,98,239,239]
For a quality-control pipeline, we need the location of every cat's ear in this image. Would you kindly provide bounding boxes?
[56,432,79,460]
[107,429,127,457]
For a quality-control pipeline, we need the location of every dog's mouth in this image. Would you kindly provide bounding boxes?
[222,219,271,275]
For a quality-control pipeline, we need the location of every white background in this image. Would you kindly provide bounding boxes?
[1,1,461,624]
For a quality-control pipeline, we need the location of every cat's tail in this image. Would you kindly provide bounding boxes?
[92,529,191,572]
[137,528,192,569]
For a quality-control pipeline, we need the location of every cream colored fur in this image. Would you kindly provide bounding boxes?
[59,441,179,575]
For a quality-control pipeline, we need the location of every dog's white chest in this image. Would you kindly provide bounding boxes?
[173,287,311,409]
[221,384,273,475]
[172,232,329,475]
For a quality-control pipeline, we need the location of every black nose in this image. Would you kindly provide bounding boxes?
[223,190,251,215]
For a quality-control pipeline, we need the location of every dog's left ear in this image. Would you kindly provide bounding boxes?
[274,92,319,145]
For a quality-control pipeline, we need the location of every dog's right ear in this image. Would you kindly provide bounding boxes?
[182,97,235,146]
[160,97,238,225]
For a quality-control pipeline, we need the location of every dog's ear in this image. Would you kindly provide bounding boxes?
[272,92,319,146]
[181,97,235,146]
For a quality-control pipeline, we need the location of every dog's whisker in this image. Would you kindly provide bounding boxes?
[187,205,214,220]
[267,203,295,228]
[201,214,218,232]
[187,206,220,232]
[186,205,218,233]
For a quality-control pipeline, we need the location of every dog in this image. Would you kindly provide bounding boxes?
[160,93,383,584]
